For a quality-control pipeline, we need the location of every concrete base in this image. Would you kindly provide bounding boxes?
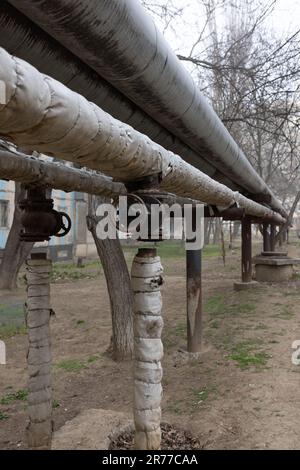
[234,281,259,291]
[255,264,293,282]
[261,251,288,258]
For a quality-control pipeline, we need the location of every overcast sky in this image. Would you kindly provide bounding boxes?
[148,0,300,56]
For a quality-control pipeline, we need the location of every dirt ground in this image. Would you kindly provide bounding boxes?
[1,240,300,450]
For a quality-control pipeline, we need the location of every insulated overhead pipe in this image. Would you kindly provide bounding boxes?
[0,1,238,191]
[6,0,286,217]
[0,47,285,225]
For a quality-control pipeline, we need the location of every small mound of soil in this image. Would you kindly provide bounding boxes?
[109,423,202,450]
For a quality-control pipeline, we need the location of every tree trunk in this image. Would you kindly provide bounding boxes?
[86,195,133,361]
[0,183,34,290]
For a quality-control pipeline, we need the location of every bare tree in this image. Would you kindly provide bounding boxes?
[0,182,33,290]
[86,195,133,361]
[142,0,300,206]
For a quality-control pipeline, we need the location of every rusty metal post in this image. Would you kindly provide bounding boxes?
[263,223,271,252]
[270,224,276,252]
[186,248,202,353]
[241,217,252,283]
[26,252,53,449]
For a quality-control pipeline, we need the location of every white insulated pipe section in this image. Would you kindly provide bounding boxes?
[0,48,285,224]
[131,249,164,450]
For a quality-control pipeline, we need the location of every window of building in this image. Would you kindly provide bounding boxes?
[0,200,9,228]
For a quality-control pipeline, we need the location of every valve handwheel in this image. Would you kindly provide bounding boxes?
[55,211,72,237]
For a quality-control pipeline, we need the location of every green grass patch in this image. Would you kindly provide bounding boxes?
[204,294,256,317]
[165,399,185,415]
[76,319,85,326]
[56,359,86,372]
[52,399,60,409]
[0,389,28,405]
[170,322,186,338]
[203,245,221,258]
[209,320,220,329]
[254,323,268,330]
[0,323,26,339]
[228,339,270,369]
[56,354,102,372]
[276,305,294,320]
[87,354,101,363]
[0,412,8,421]
[51,269,100,282]
[192,387,212,404]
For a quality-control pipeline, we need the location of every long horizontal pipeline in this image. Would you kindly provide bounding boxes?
[0,1,239,192]
[0,147,126,197]
[6,0,285,217]
[0,48,285,225]
[0,148,283,226]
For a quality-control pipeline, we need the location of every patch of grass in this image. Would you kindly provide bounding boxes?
[275,305,294,320]
[123,242,221,260]
[254,323,268,330]
[190,385,218,410]
[205,294,224,316]
[202,245,221,258]
[170,322,186,338]
[228,340,270,369]
[56,359,86,372]
[87,354,100,363]
[76,319,85,326]
[51,269,100,282]
[165,399,185,415]
[0,412,8,421]
[204,294,256,318]
[52,399,60,409]
[209,320,220,329]
[0,323,26,339]
[0,389,28,405]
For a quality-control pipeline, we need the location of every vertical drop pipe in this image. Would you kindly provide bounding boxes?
[131,248,164,450]
[26,252,53,449]
[263,222,271,252]
[270,224,276,252]
[186,248,202,353]
[241,217,252,283]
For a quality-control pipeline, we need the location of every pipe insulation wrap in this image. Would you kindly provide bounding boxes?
[0,148,126,197]
[131,251,164,450]
[0,48,285,224]
[0,1,231,186]
[6,0,285,216]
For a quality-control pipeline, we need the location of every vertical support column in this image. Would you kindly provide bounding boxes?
[241,217,252,283]
[263,222,271,252]
[131,248,164,450]
[270,224,276,252]
[186,248,202,353]
[26,252,52,449]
